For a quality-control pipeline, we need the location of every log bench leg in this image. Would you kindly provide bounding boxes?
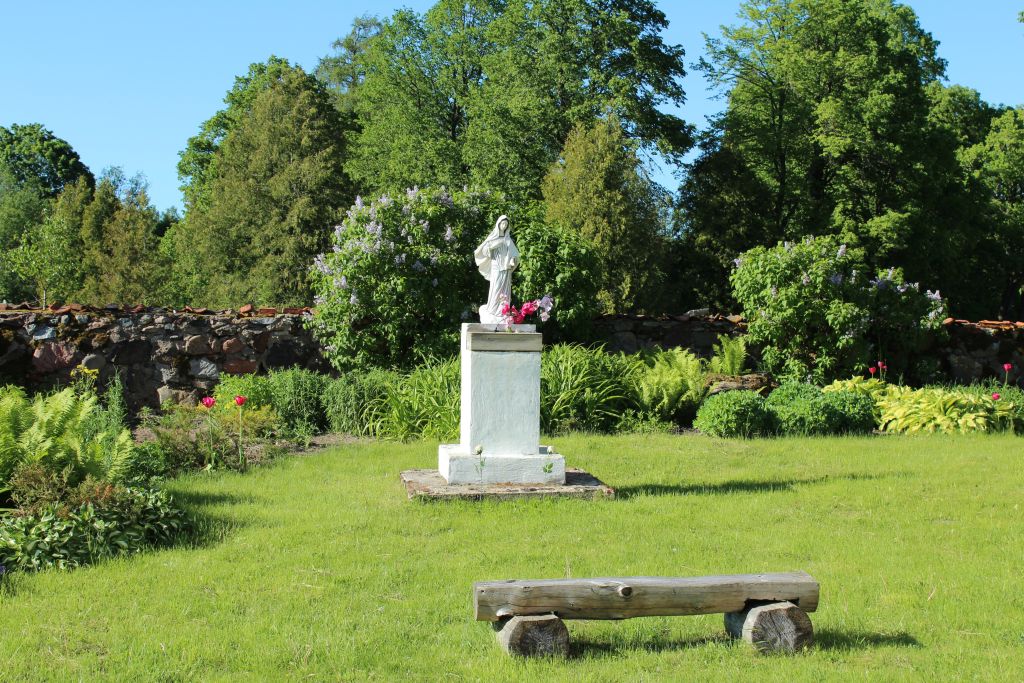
[724,601,814,653]
[494,615,570,657]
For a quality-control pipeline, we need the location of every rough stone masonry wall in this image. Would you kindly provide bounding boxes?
[2,306,1022,412]
[0,305,330,411]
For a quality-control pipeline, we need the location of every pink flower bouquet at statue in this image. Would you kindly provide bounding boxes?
[499,294,554,328]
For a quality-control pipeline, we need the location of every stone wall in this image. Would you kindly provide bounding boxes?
[592,313,746,356]
[2,306,1022,412]
[0,305,330,411]
[940,318,1024,384]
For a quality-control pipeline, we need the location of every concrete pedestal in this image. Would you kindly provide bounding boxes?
[438,323,565,485]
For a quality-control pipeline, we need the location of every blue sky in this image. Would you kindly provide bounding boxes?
[2,1,1021,211]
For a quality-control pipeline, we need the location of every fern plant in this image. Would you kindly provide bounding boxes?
[637,348,708,424]
[0,387,137,490]
[707,335,748,376]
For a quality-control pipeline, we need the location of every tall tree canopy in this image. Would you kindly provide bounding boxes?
[677,0,1009,317]
[345,0,691,201]
[543,117,668,313]
[169,61,352,307]
[0,123,93,197]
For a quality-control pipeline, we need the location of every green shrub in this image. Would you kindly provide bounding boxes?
[693,390,774,438]
[636,348,707,425]
[0,485,188,572]
[541,344,637,434]
[821,390,877,434]
[765,383,835,435]
[324,369,400,436]
[267,368,329,436]
[766,383,877,435]
[731,235,947,382]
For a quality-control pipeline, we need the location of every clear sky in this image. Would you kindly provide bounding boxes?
[2,0,1021,211]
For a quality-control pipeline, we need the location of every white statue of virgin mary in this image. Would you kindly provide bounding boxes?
[474,215,520,324]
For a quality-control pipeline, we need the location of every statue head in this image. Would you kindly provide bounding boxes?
[495,215,510,236]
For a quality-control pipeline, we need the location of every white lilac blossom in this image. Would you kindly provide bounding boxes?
[406,186,420,201]
[926,289,942,302]
[801,273,811,285]
[354,195,364,209]
[349,293,359,305]
[339,275,347,288]
[412,260,425,272]
[377,193,392,208]
[444,226,455,243]
[830,273,843,285]
[431,278,438,287]
[770,286,778,298]
[313,254,330,275]
[783,241,793,251]
[837,244,847,258]
[733,258,742,268]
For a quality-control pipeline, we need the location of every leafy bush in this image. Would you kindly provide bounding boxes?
[324,369,400,436]
[635,348,707,425]
[693,390,775,438]
[820,390,877,434]
[212,374,274,410]
[731,235,947,382]
[765,383,875,435]
[540,345,637,434]
[0,486,187,572]
[765,383,835,435]
[140,403,282,472]
[877,386,1022,434]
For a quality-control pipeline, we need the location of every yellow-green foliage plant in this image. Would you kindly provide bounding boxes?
[877,386,1021,434]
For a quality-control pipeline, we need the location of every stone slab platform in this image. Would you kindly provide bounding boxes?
[400,468,615,501]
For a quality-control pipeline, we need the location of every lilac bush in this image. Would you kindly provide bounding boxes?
[308,187,504,368]
[730,235,947,382]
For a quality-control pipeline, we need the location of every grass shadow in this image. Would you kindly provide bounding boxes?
[616,472,907,499]
[815,629,921,651]
[569,633,732,659]
[169,490,262,549]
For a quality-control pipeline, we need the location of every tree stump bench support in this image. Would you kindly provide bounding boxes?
[474,571,819,657]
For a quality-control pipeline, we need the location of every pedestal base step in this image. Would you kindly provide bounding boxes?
[399,468,615,501]
[439,444,565,485]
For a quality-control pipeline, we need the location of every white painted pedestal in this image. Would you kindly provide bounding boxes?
[438,323,565,485]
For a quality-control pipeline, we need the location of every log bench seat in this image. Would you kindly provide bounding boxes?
[473,571,819,656]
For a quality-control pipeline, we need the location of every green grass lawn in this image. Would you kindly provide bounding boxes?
[1,433,1022,681]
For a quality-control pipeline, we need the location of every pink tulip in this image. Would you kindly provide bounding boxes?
[868,367,877,375]
[877,361,884,367]
[1004,363,1013,372]
[992,393,1000,401]
[235,395,247,407]
[201,396,215,409]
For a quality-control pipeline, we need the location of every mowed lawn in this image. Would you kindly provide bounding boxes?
[1,434,1022,681]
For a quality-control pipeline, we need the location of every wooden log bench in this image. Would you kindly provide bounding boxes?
[473,571,819,657]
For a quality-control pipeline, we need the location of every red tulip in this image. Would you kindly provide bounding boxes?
[992,392,1001,401]
[868,367,877,375]
[235,395,247,407]
[877,361,884,367]
[1004,363,1013,372]
[201,396,215,409]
